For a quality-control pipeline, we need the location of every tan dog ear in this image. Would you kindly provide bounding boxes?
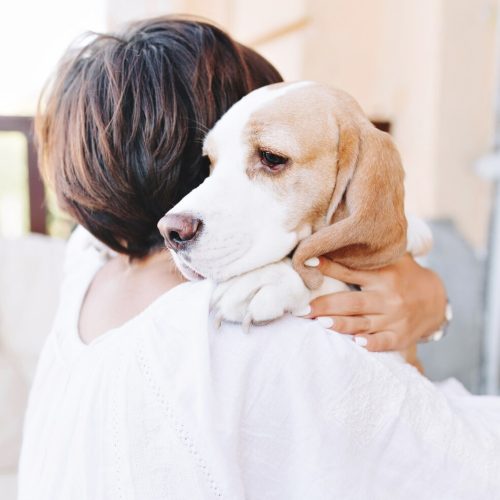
[293,122,407,289]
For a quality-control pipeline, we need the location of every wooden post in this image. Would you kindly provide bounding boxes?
[0,116,46,234]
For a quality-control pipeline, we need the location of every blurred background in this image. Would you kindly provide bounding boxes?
[1,0,500,496]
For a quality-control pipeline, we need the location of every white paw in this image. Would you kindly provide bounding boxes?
[211,259,310,331]
[406,214,433,257]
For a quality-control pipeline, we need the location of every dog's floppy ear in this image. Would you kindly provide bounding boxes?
[293,120,407,289]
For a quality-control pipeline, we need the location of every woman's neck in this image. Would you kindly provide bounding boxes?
[78,249,185,344]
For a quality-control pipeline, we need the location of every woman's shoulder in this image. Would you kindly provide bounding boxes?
[140,281,410,421]
[210,314,411,415]
[63,225,113,274]
[141,278,405,377]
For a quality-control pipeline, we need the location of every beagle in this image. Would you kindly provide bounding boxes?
[158,81,431,336]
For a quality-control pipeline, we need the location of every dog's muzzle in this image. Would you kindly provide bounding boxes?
[158,213,202,251]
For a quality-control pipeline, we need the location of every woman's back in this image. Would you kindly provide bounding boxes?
[18,230,500,500]
[78,249,183,344]
[18,233,209,499]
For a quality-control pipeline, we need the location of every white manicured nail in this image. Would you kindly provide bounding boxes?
[294,305,312,316]
[316,316,334,328]
[354,336,368,347]
[305,257,320,267]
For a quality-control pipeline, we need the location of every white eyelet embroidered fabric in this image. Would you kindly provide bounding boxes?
[17,227,500,500]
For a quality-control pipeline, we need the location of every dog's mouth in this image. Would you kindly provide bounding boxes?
[172,253,206,281]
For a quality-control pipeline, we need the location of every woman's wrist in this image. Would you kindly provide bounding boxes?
[414,265,449,342]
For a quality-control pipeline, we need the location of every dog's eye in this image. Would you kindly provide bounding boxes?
[260,150,288,171]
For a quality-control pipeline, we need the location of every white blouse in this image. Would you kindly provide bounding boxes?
[18,229,500,500]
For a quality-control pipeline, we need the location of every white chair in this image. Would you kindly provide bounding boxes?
[0,234,66,500]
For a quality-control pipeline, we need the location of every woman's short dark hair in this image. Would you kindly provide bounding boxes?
[37,16,283,257]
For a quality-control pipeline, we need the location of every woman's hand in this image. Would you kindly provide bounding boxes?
[304,254,447,351]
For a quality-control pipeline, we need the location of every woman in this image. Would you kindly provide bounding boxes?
[19,16,497,500]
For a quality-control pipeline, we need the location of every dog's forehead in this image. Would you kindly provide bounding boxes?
[203,82,359,158]
[248,85,341,140]
[205,82,321,149]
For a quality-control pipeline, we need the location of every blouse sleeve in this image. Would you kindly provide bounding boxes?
[224,317,500,499]
[63,225,115,274]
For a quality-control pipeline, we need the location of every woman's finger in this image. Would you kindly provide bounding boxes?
[316,258,373,287]
[315,314,377,334]
[309,290,386,317]
[353,331,398,352]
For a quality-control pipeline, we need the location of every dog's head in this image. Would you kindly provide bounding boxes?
[158,82,407,286]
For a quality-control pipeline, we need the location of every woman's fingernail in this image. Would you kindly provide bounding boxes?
[294,305,312,316]
[354,336,368,347]
[305,257,320,267]
[316,316,334,328]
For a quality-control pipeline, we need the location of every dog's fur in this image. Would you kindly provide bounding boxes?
[158,82,431,338]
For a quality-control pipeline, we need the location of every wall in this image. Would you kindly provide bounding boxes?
[435,0,496,249]
[0,0,106,115]
[303,0,497,249]
[105,0,498,251]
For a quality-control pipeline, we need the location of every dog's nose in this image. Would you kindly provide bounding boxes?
[158,213,202,251]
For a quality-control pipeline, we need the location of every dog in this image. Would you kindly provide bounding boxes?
[157,81,431,343]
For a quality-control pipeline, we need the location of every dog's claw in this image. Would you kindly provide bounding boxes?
[214,312,223,330]
[242,314,252,334]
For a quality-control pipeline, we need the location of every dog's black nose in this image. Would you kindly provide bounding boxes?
[158,213,202,251]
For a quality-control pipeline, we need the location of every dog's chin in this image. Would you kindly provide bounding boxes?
[190,249,298,283]
[176,258,249,283]
[192,259,273,283]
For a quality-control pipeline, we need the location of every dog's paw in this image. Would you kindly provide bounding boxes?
[406,214,433,257]
[211,260,310,330]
